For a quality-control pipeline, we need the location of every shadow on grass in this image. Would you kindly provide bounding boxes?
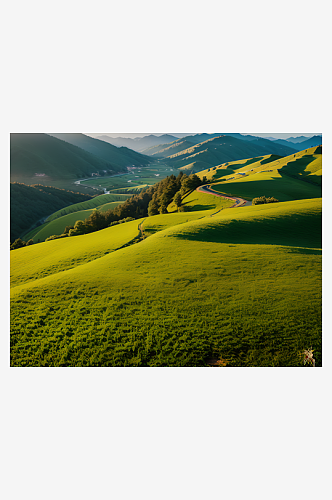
[285,247,322,256]
[172,213,322,249]
[212,174,321,201]
[182,200,215,211]
[280,155,317,177]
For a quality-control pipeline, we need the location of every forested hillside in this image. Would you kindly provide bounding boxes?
[25,172,205,242]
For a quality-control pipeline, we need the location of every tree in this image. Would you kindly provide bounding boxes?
[148,199,159,216]
[85,209,106,232]
[174,191,182,208]
[159,203,168,214]
[68,220,86,236]
[10,238,26,250]
[26,239,34,246]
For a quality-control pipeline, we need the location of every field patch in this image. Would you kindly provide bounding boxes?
[166,198,322,248]
[11,218,144,287]
[26,201,126,242]
[46,193,130,221]
[11,230,322,367]
[168,190,234,213]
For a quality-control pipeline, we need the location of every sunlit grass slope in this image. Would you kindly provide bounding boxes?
[46,193,130,221]
[11,197,321,367]
[11,218,144,287]
[10,230,321,368]
[167,198,321,248]
[25,201,126,242]
[167,190,234,213]
[197,155,276,181]
[142,211,212,237]
[207,146,321,201]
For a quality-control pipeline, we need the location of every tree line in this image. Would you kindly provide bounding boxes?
[10,173,207,248]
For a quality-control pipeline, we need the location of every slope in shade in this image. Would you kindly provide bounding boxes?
[10,133,124,182]
[48,133,152,166]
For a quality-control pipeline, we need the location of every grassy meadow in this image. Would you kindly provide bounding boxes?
[200,147,321,202]
[80,161,175,192]
[11,196,321,367]
[23,201,126,243]
[20,162,179,242]
[10,143,322,367]
[46,193,131,221]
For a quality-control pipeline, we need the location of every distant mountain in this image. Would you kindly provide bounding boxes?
[164,135,297,172]
[10,133,128,183]
[262,138,298,149]
[97,134,179,152]
[271,136,322,151]
[49,133,151,167]
[142,138,197,157]
[286,136,320,143]
[141,133,298,157]
[292,135,322,150]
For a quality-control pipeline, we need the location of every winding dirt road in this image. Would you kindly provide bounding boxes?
[197,184,252,207]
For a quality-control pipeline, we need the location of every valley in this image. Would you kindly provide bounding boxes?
[10,133,322,367]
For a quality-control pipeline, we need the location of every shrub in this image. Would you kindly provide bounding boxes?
[45,234,68,241]
[252,196,279,205]
[10,238,26,250]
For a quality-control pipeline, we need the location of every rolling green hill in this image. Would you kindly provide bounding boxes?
[141,134,296,162]
[167,189,234,213]
[11,218,144,287]
[10,141,322,368]
[166,136,296,172]
[46,193,131,221]
[11,195,321,367]
[10,183,92,242]
[48,133,152,167]
[10,133,128,186]
[208,146,322,201]
[24,201,127,243]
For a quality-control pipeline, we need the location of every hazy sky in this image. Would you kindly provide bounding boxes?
[85,133,319,140]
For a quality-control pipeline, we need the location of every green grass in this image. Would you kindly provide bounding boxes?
[11,148,322,367]
[109,185,150,194]
[25,201,126,242]
[142,210,212,236]
[10,197,321,367]
[206,146,321,202]
[81,162,176,192]
[171,190,234,212]
[169,198,322,248]
[11,218,144,287]
[46,193,131,221]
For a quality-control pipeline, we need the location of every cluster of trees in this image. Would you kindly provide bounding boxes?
[10,238,34,250]
[10,173,208,248]
[147,172,206,215]
[38,173,207,242]
[10,183,92,242]
[252,196,279,205]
